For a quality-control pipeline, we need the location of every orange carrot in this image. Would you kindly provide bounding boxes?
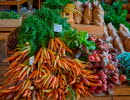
[34,48,42,64]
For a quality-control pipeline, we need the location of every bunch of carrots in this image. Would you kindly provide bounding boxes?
[0,38,101,100]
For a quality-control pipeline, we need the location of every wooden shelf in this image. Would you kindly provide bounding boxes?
[0,0,27,12]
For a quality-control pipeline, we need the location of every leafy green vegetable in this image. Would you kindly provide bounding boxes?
[0,11,20,19]
[101,1,130,30]
[18,5,71,57]
[115,52,130,80]
[43,0,73,11]
[61,29,96,50]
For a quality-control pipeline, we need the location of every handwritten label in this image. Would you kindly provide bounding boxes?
[54,23,62,32]
[29,56,34,65]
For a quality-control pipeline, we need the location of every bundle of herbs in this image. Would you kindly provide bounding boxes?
[101,1,130,30]
[18,6,71,57]
[0,11,20,19]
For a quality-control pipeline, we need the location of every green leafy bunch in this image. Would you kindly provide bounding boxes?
[101,1,130,30]
[61,29,96,50]
[18,6,71,56]
[43,0,74,11]
[0,11,20,19]
[116,52,130,80]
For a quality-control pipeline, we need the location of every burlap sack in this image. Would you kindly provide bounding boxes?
[83,1,92,24]
[107,23,119,37]
[124,37,130,52]
[93,4,104,26]
[104,25,109,38]
[73,1,83,24]
[118,24,130,41]
[113,37,125,53]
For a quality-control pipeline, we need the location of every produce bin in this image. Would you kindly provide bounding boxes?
[0,15,23,27]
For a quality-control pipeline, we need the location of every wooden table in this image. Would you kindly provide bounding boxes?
[0,0,27,13]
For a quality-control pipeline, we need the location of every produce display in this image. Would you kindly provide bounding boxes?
[0,11,21,19]
[0,0,129,100]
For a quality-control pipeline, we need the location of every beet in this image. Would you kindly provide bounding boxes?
[100,84,107,92]
[88,55,95,61]
[90,86,97,90]
[119,75,127,83]
[96,89,102,94]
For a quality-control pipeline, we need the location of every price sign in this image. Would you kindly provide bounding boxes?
[54,23,62,32]
[29,56,34,65]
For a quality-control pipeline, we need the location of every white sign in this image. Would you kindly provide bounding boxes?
[54,23,62,32]
[29,56,34,65]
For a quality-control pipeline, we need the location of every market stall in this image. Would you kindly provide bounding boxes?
[0,0,130,100]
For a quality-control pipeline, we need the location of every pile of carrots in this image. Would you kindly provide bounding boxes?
[0,38,100,100]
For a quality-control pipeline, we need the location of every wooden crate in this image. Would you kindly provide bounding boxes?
[0,15,23,27]
[70,23,104,36]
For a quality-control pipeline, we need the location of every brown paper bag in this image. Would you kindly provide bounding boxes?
[83,1,92,24]
[73,1,83,24]
[93,4,104,26]
[107,23,119,37]
[124,37,130,52]
[118,24,130,41]
[113,37,125,53]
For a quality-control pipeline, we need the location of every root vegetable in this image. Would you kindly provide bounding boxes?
[119,75,126,83]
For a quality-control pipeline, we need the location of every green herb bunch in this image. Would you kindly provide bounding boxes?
[101,1,130,30]
[61,29,96,50]
[43,0,74,11]
[18,6,71,57]
[0,11,20,19]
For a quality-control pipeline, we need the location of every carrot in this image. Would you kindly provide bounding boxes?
[27,90,32,97]
[51,77,57,88]
[55,38,63,46]
[19,70,27,80]
[48,39,51,49]
[70,77,77,85]
[23,89,29,97]
[55,90,58,99]
[36,92,41,100]
[34,48,42,64]
[61,47,66,56]
[45,75,54,88]
[48,91,54,98]
[50,39,54,50]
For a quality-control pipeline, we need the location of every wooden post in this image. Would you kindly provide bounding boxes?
[17,2,20,13]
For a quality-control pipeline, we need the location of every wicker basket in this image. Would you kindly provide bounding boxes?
[6,29,19,57]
